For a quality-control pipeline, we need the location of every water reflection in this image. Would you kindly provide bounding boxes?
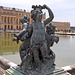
[0,33,75,66]
[51,35,75,67]
[0,33,21,55]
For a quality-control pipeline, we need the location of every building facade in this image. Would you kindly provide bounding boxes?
[0,6,46,32]
[0,6,70,33]
[52,21,70,31]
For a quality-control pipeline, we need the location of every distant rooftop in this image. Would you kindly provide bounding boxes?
[0,6,26,12]
[52,21,70,24]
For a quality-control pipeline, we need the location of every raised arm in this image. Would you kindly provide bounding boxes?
[43,5,54,25]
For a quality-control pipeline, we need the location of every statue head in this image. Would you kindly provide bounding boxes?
[20,15,30,24]
[31,5,43,22]
[46,23,56,34]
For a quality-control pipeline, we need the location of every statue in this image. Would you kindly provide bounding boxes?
[13,4,59,75]
[46,23,59,58]
[29,4,54,67]
[13,16,31,61]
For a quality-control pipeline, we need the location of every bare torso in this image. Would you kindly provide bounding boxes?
[30,22,46,45]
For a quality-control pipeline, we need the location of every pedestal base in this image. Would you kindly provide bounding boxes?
[5,67,70,75]
[52,67,70,75]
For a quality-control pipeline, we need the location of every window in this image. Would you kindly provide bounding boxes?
[16,26,18,29]
[19,26,21,30]
[11,25,13,29]
[4,25,7,29]
[8,25,10,29]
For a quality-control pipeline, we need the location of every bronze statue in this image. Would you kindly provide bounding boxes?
[13,4,59,75]
[46,23,59,58]
[13,15,31,61]
[29,4,54,67]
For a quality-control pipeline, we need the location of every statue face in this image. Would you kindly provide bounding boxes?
[31,9,42,21]
[46,23,56,34]
[20,16,30,24]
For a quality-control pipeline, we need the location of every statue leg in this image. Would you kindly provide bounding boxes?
[32,47,40,68]
[19,44,25,61]
[40,42,48,60]
[19,38,30,61]
[19,41,28,61]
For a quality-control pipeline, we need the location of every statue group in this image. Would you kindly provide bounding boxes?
[13,4,59,75]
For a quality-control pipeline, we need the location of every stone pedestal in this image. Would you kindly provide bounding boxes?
[5,67,70,75]
[51,67,70,75]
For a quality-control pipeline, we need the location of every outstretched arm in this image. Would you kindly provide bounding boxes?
[43,5,54,25]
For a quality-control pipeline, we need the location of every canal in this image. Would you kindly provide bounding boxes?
[0,33,75,67]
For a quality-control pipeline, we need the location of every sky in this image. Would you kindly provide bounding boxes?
[0,0,75,27]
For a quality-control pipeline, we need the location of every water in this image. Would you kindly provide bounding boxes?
[51,35,75,67]
[0,33,21,64]
[0,33,75,67]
